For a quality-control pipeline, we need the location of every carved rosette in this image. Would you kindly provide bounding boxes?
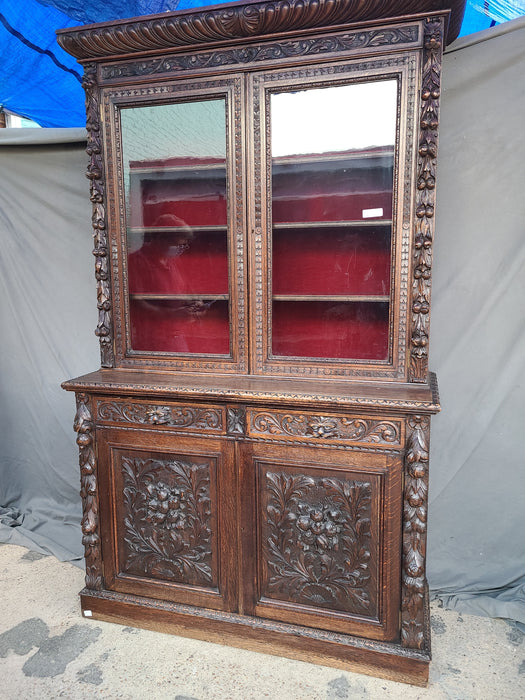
[409,19,444,382]
[120,456,213,586]
[261,471,373,614]
[401,415,430,649]
[83,63,113,367]
[73,393,102,590]
[227,407,246,436]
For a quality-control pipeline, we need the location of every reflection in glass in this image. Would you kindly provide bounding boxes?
[120,99,230,355]
[270,81,397,361]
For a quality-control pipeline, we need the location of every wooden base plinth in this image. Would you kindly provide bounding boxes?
[80,588,430,686]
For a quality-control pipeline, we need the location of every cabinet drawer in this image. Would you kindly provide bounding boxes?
[246,408,403,448]
[95,397,226,435]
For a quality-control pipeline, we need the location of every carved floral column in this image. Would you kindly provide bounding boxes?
[74,392,103,589]
[401,414,430,648]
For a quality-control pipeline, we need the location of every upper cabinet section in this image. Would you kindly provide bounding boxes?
[57,0,466,380]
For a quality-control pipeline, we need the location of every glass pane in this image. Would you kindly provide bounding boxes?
[270,80,397,361]
[121,99,230,355]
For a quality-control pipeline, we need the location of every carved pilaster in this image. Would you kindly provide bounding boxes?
[73,393,103,590]
[83,63,113,367]
[409,18,444,382]
[401,415,430,649]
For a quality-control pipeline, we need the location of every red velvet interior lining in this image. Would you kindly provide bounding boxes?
[129,298,230,355]
[272,226,391,296]
[127,231,229,295]
[271,301,389,360]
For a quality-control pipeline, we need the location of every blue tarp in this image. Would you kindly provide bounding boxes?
[0,0,524,126]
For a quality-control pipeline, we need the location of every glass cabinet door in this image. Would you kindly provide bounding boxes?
[111,79,246,371]
[250,65,412,378]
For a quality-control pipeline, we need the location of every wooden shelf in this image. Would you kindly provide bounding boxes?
[273,220,392,230]
[272,295,390,302]
[130,293,229,301]
[128,225,227,235]
[272,149,395,167]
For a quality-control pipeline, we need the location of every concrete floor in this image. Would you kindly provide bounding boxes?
[0,543,523,699]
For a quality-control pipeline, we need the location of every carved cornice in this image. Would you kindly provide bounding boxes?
[409,18,443,382]
[74,393,103,590]
[83,64,114,368]
[57,0,465,60]
[401,414,430,650]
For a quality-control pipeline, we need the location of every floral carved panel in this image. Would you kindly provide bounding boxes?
[116,453,216,588]
[249,410,401,447]
[97,400,224,432]
[259,468,375,616]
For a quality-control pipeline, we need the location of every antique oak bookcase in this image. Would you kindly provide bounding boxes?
[59,0,464,684]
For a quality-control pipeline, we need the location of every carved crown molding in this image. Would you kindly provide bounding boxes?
[57,0,465,61]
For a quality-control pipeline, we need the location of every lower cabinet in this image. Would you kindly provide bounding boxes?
[94,417,403,644]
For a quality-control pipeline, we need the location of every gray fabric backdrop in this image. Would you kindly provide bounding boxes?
[1,19,524,624]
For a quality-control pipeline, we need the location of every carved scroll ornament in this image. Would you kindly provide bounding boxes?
[97,400,223,431]
[250,411,401,445]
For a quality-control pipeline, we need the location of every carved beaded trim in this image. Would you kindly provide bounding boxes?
[96,400,224,432]
[248,410,402,446]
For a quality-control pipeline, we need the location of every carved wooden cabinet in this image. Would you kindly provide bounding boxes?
[59,0,464,685]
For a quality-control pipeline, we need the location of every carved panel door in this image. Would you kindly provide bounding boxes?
[97,428,238,612]
[240,442,402,641]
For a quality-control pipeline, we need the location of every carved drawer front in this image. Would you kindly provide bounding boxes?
[96,398,226,435]
[247,408,403,448]
[241,444,402,641]
[97,430,236,611]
